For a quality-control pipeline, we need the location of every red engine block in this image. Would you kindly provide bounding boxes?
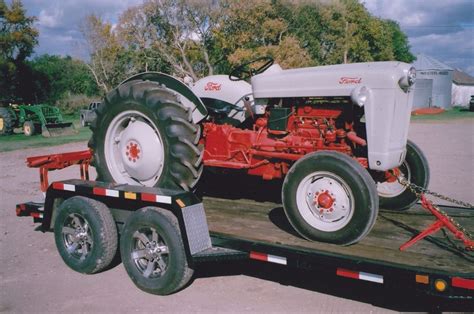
[201,105,364,180]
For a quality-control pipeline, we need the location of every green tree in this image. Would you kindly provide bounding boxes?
[383,20,415,63]
[0,0,38,102]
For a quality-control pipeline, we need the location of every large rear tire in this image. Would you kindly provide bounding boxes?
[90,80,203,190]
[0,107,14,136]
[282,151,379,245]
[377,140,430,211]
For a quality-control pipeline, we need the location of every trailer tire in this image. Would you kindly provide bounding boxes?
[90,80,202,191]
[23,121,35,136]
[54,196,118,274]
[120,207,193,295]
[377,140,430,211]
[0,107,14,136]
[282,151,379,245]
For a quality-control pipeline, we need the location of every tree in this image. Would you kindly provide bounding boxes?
[80,15,125,93]
[0,0,38,102]
[383,20,415,63]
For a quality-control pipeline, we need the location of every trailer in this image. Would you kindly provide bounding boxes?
[15,150,474,306]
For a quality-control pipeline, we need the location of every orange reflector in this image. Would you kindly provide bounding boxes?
[434,279,447,292]
[124,192,137,200]
[416,274,429,284]
[176,199,186,208]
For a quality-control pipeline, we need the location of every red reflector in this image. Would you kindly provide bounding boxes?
[249,251,267,262]
[452,277,474,290]
[93,187,106,196]
[336,268,359,279]
[141,193,156,202]
[31,212,41,218]
[52,182,64,190]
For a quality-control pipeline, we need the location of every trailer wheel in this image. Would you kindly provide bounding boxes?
[120,207,193,295]
[0,107,14,136]
[54,196,118,274]
[23,121,35,136]
[377,140,430,211]
[90,80,202,191]
[282,151,379,245]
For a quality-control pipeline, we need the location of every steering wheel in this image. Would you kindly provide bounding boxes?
[229,56,274,81]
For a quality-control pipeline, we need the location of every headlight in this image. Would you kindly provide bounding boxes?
[351,86,370,107]
[399,66,416,89]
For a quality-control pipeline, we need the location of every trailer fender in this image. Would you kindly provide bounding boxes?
[121,72,208,124]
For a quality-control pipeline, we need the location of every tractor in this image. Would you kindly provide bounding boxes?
[88,57,429,245]
[0,103,76,137]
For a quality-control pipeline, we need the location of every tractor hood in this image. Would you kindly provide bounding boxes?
[251,61,414,99]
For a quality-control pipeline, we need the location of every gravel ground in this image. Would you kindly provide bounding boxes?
[0,120,472,313]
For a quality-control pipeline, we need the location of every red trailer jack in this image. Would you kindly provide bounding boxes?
[400,194,474,251]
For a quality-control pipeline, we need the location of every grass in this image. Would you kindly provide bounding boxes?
[411,106,474,121]
[0,120,91,153]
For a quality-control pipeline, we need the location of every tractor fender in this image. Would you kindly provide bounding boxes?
[121,72,208,124]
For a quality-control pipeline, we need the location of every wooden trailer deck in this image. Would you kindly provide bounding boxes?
[203,196,474,276]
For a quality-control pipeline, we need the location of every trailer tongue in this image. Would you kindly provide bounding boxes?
[15,150,474,300]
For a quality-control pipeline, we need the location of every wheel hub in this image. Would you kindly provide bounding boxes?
[298,173,353,232]
[117,118,164,182]
[315,191,335,209]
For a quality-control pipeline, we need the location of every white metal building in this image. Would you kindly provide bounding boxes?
[451,69,474,107]
[412,54,453,109]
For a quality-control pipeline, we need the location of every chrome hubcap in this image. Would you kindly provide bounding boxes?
[297,171,354,232]
[131,227,169,278]
[61,213,93,261]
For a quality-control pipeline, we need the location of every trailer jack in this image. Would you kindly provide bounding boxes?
[400,194,474,251]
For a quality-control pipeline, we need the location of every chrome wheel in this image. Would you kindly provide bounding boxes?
[61,213,93,261]
[104,110,165,186]
[131,227,169,279]
[376,162,411,198]
[296,171,354,232]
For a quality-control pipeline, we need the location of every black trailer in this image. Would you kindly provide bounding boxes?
[16,176,473,302]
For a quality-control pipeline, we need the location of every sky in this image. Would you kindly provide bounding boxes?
[19,0,474,75]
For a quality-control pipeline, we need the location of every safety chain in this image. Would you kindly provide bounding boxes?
[396,175,474,248]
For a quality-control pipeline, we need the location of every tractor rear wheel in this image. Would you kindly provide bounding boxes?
[90,80,203,190]
[377,140,430,211]
[0,107,14,136]
[282,151,379,245]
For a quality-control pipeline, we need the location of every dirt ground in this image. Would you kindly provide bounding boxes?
[0,120,473,313]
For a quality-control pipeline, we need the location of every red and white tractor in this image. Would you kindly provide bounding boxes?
[89,57,429,245]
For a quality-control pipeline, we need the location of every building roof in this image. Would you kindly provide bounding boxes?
[412,54,453,71]
[452,69,474,86]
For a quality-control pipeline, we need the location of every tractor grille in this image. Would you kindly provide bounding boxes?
[181,203,212,255]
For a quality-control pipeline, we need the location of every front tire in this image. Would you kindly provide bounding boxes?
[120,207,193,295]
[377,140,430,211]
[54,196,118,274]
[23,121,36,136]
[282,151,379,245]
[90,80,202,190]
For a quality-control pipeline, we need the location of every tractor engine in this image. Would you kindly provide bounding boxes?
[201,97,366,180]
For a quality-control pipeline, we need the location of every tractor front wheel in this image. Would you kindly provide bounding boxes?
[90,80,203,190]
[23,121,36,136]
[282,151,379,245]
[376,140,430,211]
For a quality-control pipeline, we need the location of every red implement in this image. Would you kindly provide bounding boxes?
[400,194,474,251]
[26,150,92,192]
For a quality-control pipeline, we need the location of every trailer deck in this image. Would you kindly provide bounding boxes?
[203,196,474,277]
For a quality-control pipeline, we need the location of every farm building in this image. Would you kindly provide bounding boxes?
[412,54,453,109]
[451,69,474,107]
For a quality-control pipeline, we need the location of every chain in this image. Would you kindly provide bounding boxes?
[395,174,474,243]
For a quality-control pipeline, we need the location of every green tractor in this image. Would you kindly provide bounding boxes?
[0,104,76,137]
